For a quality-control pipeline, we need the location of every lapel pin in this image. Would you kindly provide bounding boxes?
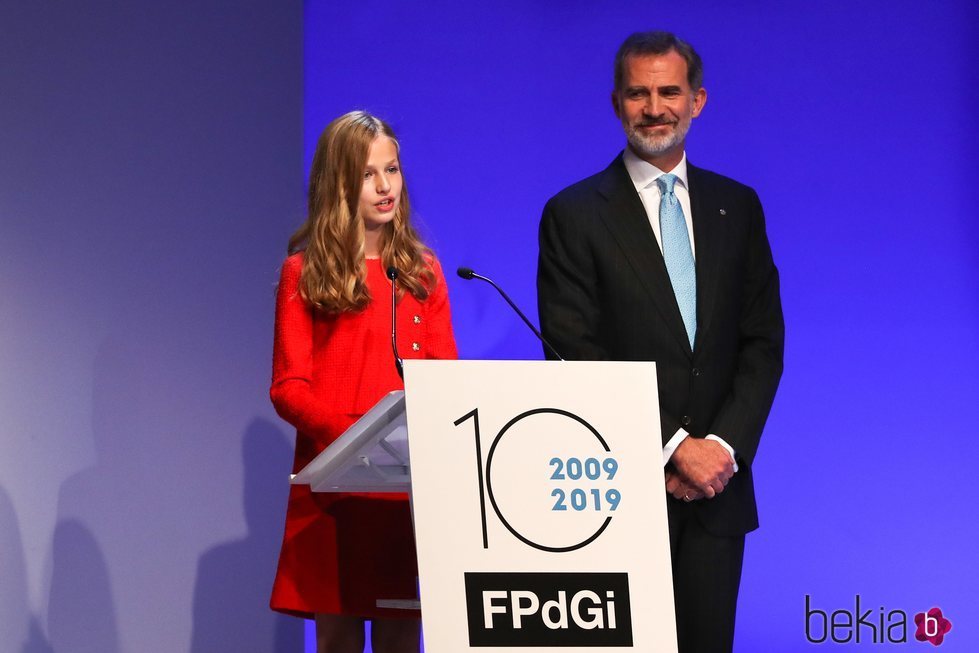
[719,208,727,215]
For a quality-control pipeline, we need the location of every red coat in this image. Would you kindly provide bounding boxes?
[269,252,457,618]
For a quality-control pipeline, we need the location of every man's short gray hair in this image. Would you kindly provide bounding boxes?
[613,31,704,91]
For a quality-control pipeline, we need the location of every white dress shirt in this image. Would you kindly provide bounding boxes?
[621,147,738,472]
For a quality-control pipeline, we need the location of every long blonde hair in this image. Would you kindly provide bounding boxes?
[288,111,435,313]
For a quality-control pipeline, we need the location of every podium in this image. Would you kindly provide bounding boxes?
[291,360,678,652]
[290,390,411,493]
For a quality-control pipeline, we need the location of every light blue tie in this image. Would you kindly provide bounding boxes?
[656,173,697,349]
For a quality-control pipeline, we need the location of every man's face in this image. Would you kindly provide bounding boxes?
[612,50,706,162]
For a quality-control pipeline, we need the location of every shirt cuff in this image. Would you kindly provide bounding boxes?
[662,428,689,466]
[705,434,739,473]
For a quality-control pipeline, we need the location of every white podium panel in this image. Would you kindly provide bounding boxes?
[404,360,676,653]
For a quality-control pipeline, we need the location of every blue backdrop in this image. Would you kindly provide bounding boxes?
[305,1,979,650]
[2,2,976,652]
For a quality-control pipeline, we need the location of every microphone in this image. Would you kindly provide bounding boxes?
[456,266,564,361]
[386,266,405,379]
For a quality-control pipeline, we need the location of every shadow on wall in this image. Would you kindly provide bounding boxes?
[41,336,136,653]
[38,307,303,652]
[190,417,303,652]
[47,520,120,653]
[0,485,30,651]
[0,483,56,653]
[20,619,55,653]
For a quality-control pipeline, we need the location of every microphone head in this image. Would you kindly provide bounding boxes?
[457,266,475,280]
[386,266,399,280]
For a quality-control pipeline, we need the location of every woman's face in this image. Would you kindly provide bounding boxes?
[358,135,402,232]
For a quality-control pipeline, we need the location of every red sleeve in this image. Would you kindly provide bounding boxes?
[424,257,459,360]
[269,254,358,446]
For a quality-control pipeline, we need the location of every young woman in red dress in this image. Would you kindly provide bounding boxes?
[269,111,457,653]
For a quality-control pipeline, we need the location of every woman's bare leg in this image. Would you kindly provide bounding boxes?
[314,613,364,653]
[371,617,420,653]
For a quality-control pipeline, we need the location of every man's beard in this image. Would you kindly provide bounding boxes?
[623,118,690,159]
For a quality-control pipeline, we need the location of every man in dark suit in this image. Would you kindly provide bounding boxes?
[537,31,784,653]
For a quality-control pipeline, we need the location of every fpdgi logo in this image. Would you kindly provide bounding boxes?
[464,572,632,647]
[805,595,952,646]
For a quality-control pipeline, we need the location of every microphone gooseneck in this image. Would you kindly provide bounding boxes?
[456,266,564,361]
[387,266,405,379]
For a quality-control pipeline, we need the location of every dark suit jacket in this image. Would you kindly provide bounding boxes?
[537,153,784,536]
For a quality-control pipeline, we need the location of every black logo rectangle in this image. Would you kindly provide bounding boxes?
[464,572,633,647]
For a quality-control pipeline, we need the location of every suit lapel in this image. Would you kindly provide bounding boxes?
[597,155,693,356]
[688,163,721,352]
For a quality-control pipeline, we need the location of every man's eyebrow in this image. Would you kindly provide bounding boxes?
[658,85,683,94]
[624,85,649,93]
